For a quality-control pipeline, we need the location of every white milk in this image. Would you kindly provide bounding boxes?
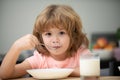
[80,57,100,76]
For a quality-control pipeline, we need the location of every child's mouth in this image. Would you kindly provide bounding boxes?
[52,46,61,49]
[39,43,61,50]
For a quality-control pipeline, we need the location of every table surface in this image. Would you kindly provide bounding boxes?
[9,76,120,80]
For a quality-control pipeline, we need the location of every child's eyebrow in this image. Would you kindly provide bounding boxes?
[43,31,51,33]
[59,27,66,30]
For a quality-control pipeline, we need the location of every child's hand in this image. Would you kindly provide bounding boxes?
[13,34,39,51]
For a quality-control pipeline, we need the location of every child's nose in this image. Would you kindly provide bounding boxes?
[52,36,59,43]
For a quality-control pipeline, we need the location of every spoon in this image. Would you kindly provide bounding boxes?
[37,43,57,50]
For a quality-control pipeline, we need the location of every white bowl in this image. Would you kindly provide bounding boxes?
[92,49,112,60]
[27,68,74,79]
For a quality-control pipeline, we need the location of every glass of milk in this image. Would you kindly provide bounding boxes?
[79,54,100,80]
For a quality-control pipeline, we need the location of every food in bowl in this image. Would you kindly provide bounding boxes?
[27,68,74,79]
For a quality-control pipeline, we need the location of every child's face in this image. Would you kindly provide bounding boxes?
[42,28,70,57]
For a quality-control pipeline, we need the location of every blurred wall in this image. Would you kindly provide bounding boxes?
[0,0,120,54]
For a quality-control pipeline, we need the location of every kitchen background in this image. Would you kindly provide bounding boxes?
[0,0,120,76]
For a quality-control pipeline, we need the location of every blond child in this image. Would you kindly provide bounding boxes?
[0,4,91,79]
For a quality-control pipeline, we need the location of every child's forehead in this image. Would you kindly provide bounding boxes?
[43,25,66,31]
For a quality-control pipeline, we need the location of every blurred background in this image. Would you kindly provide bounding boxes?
[0,0,120,76]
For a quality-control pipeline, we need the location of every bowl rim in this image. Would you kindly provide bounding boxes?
[26,68,74,79]
[27,68,74,71]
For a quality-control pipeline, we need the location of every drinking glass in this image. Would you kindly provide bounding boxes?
[79,54,100,80]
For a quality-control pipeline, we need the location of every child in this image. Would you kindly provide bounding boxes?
[0,4,91,79]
